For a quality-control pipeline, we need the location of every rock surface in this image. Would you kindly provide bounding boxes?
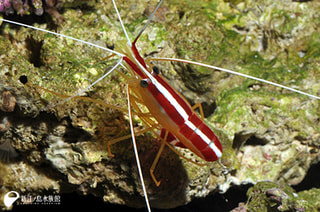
[0,0,320,210]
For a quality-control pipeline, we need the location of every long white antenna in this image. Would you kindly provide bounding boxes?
[126,86,152,212]
[0,18,125,57]
[111,0,132,47]
[152,57,320,100]
[111,2,151,209]
[134,0,164,44]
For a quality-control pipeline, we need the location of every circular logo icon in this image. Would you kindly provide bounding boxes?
[3,191,20,207]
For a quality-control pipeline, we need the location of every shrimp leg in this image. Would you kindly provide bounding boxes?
[150,129,169,187]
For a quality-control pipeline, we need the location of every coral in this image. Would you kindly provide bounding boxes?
[232,181,318,211]
[0,91,16,113]
[298,188,320,210]
[0,117,10,132]
[0,0,83,23]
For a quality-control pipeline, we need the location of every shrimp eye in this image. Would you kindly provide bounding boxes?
[152,66,159,75]
[140,79,149,88]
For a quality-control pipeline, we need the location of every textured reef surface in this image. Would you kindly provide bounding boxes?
[0,0,85,23]
[0,0,320,210]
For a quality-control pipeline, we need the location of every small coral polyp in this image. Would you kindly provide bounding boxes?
[0,0,76,23]
[0,0,42,15]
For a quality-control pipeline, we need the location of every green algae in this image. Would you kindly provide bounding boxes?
[240,181,318,211]
[298,188,320,211]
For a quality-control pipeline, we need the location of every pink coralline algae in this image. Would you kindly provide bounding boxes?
[0,0,42,15]
[0,0,74,23]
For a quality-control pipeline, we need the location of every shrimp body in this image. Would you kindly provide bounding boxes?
[120,41,222,161]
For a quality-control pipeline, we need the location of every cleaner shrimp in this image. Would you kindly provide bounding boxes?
[1,0,320,211]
